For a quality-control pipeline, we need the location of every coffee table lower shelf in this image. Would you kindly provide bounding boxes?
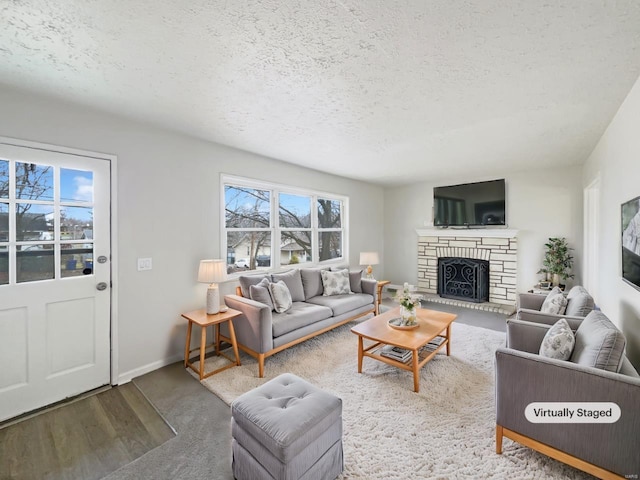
[365,336,447,368]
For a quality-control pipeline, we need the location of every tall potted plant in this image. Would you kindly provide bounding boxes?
[538,237,574,288]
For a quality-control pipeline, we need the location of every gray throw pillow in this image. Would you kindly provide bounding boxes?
[570,311,626,372]
[565,286,595,317]
[539,318,575,360]
[249,278,274,311]
[268,280,292,313]
[541,288,568,315]
[300,268,324,300]
[238,274,269,298]
[349,270,363,293]
[271,269,305,302]
[321,269,351,296]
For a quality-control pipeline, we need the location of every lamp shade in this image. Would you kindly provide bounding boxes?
[359,252,379,266]
[198,259,227,284]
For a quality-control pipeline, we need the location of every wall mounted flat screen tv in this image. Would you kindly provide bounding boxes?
[622,195,640,291]
[434,179,506,227]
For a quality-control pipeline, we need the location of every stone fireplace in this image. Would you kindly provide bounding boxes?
[416,229,518,306]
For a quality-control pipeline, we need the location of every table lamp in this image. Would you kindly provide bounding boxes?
[198,259,228,314]
[359,251,379,279]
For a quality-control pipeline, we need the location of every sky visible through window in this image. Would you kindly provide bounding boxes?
[60,169,93,222]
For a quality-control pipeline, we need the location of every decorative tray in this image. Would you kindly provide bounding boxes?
[388,317,419,330]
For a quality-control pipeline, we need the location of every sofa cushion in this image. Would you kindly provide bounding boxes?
[239,274,269,298]
[540,288,567,315]
[321,269,351,296]
[249,278,274,311]
[565,286,595,317]
[570,310,626,372]
[269,281,293,313]
[539,318,575,360]
[300,268,324,300]
[271,302,333,338]
[271,269,305,302]
[349,270,363,293]
[306,293,374,317]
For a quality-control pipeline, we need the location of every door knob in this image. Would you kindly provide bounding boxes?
[96,282,108,291]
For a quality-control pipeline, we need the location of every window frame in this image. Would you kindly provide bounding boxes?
[220,174,349,275]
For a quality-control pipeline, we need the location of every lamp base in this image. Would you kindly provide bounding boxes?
[366,265,375,280]
[206,285,220,314]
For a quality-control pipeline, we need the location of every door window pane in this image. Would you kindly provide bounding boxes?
[16,162,54,201]
[0,250,7,285]
[0,203,7,284]
[318,232,342,261]
[0,202,7,242]
[279,193,311,228]
[318,199,341,228]
[281,231,312,265]
[226,231,271,273]
[61,168,93,202]
[0,160,8,198]
[17,245,54,282]
[61,245,93,278]
[61,206,93,240]
[16,203,54,241]
[225,186,270,228]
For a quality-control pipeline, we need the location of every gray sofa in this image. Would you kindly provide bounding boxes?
[223,268,376,377]
[496,310,640,479]
[516,285,595,328]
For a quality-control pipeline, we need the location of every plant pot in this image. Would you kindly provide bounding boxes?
[552,274,560,286]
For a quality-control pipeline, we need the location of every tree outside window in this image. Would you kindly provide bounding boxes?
[223,179,346,273]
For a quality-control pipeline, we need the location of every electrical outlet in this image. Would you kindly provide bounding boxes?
[137,257,152,271]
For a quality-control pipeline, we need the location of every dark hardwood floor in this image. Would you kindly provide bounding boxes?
[0,382,175,480]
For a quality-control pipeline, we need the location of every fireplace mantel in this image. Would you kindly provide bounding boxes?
[415,228,519,238]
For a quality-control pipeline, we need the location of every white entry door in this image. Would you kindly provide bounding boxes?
[0,143,111,421]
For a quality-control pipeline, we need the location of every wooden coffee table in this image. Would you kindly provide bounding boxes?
[350,306,457,392]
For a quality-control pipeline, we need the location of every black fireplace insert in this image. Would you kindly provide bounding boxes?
[437,257,489,303]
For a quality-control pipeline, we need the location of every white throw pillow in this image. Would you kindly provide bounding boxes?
[321,269,352,296]
[539,318,575,360]
[540,288,568,315]
[268,280,292,313]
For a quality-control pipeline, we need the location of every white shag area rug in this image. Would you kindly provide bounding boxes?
[194,321,592,480]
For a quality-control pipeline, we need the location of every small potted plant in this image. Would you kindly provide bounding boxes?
[538,237,575,288]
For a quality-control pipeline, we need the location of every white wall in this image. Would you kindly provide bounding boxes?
[583,74,640,368]
[0,85,385,382]
[383,168,584,294]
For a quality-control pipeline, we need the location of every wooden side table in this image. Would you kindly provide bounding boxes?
[376,280,390,315]
[182,308,242,380]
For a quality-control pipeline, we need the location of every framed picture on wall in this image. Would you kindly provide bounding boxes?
[622,195,640,290]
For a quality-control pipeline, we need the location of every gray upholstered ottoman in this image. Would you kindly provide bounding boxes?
[231,373,343,480]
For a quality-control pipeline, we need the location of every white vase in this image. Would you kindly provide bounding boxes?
[400,305,417,326]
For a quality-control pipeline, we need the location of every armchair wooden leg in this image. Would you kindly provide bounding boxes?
[496,425,503,454]
[258,354,265,378]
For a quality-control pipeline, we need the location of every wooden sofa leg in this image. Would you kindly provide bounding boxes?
[496,425,503,454]
[258,354,265,378]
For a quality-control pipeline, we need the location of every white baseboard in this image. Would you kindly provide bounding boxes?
[116,353,183,385]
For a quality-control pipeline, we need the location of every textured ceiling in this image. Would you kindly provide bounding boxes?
[2,1,640,186]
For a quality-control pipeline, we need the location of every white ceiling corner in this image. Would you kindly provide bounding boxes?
[1,0,640,186]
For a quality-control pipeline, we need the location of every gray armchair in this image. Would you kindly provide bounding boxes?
[516,285,595,326]
[496,313,640,479]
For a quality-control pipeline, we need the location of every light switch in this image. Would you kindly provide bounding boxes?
[137,258,152,271]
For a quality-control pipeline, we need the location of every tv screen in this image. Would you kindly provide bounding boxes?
[434,179,506,227]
